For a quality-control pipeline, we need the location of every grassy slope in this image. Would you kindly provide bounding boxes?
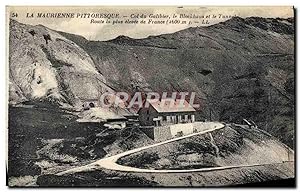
[8,102,153,186]
[118,124,293,170]
[35,124,294,187]
[36,161,294,187]
[8,103,294,187]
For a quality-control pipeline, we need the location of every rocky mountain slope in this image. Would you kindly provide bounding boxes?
[9,17,295,147]
[9,20,113,108]
[59,17,295,147]
[118,124,294,170]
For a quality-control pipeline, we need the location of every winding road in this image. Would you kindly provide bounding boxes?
[57,121,294,176]
[58,122,225,175]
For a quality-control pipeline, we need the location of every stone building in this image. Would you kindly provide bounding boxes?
[138,98,196,126]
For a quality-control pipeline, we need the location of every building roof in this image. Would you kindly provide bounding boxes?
[147,98,196,113]
[77,107,126,123]
[111,106,137,117]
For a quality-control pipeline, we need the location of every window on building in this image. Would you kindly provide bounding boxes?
[191,114,195,122]
[147,117,150,121]
[185,115,188,121]
[158,120,161,126]
[147,110,149,114]
[166,116,171,122]
[163,116,167,121]
[176,116,180,123]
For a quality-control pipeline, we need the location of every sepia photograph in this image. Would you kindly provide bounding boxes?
[5,5,295,187]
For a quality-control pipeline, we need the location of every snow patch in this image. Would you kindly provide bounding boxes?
[31,64,58,98]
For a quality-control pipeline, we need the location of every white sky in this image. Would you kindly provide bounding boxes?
[7,6,294,40]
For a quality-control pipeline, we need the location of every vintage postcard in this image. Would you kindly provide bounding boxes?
[6,6,295,187]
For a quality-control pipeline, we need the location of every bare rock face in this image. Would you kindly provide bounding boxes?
[9,20,111,106]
